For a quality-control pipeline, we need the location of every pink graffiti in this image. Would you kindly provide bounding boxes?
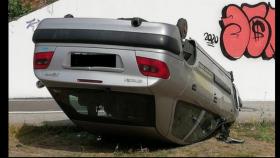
[220,2,275,60]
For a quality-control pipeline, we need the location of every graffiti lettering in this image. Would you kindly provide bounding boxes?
[26,18,40,31]
[220,2,275,60]
[204,32,218,47]
[252,19,265,40]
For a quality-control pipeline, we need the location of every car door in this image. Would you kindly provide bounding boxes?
[183,40,214,113]
[192,60,214,110]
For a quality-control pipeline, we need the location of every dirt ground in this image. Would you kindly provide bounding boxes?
[9,122,275,157]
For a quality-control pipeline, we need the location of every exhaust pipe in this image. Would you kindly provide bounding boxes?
[36,80,45,88]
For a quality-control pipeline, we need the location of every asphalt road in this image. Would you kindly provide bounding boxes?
[9,99,275,125]
[9,98,61,112]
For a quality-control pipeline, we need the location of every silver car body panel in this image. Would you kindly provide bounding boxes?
[33,18,240,145]
[36,18,180,38]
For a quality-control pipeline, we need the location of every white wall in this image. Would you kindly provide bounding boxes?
[9,0,275,100]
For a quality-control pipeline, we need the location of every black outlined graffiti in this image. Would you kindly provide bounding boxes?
[204,32,219,47]
[220,2,275,60]
[26,18,41,31]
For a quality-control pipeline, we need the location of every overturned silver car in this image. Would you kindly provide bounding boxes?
[32,17,242,145]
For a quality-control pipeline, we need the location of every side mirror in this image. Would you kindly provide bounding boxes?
[183,40,196,65]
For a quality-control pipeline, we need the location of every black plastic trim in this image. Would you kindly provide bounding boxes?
[196,46,232,80]
[214,75,232,95]
[33,29,181,55]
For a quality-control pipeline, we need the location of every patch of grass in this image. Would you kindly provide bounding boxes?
[232,121,274,143]
[229,152,256,157]
[9,0,32,21]
[9,122,275,157]
[12,124,98,147]
[255,122,274,142]
[9,124,19,137]
[9,0,58,22]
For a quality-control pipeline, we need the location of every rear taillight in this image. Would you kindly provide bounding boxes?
[136,56,170,79]
[34,51,54,69]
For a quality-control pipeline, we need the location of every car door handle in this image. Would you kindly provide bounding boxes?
[192,84,197,91]
[213,96,217,103]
